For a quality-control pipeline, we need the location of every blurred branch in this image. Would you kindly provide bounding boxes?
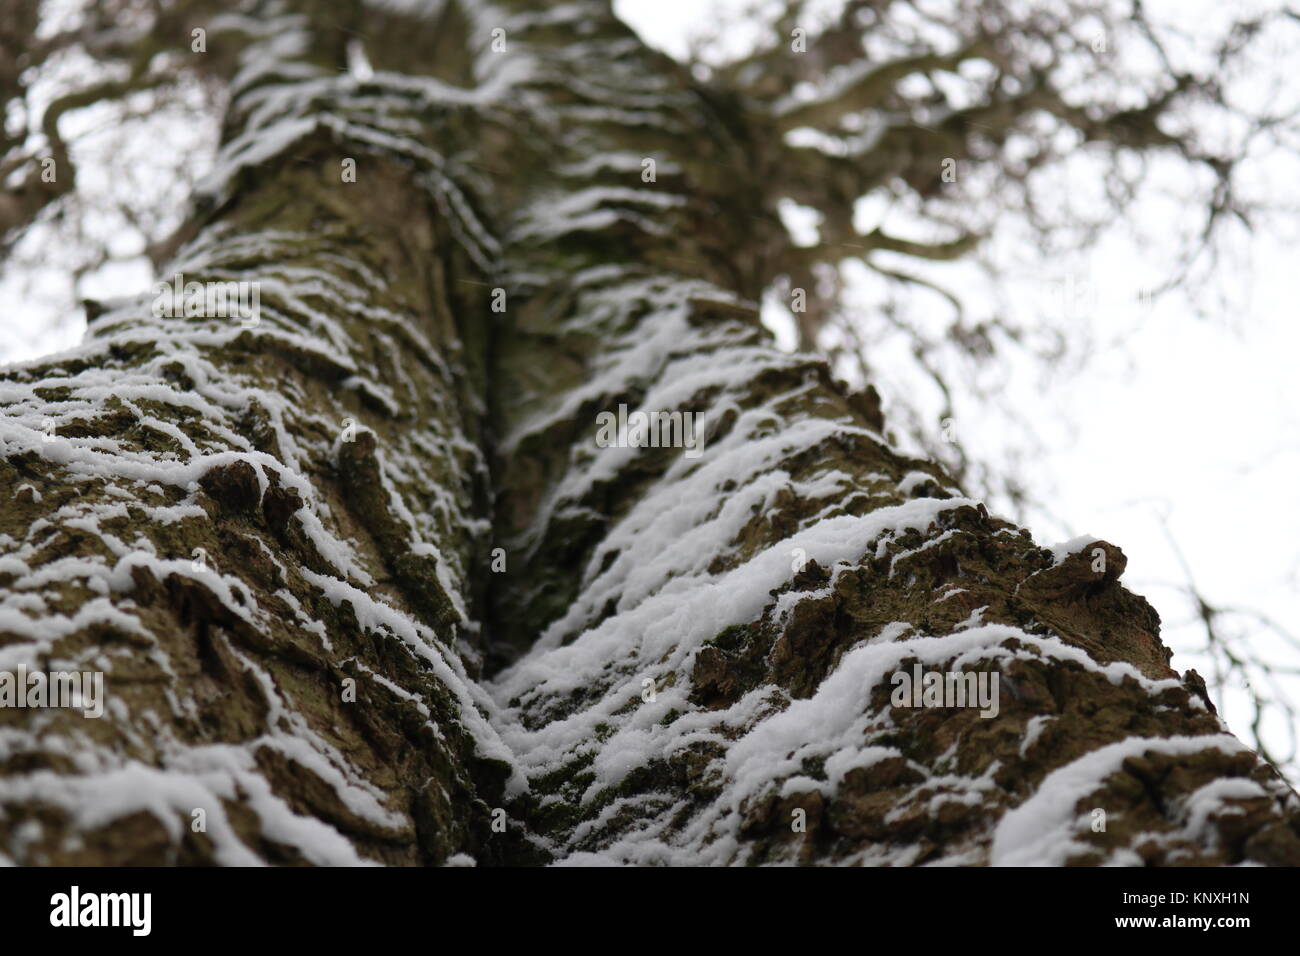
[1157,515,1299,781]
[772,42,991,132]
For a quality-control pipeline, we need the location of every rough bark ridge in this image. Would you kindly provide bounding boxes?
[0,0,1297,865]
[0,4,523,864]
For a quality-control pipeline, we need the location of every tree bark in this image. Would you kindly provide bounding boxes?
[0,0,1297,866]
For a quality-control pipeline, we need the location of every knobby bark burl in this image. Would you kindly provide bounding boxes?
[0,0,1296,866]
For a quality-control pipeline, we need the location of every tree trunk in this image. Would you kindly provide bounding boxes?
[1,0,1297,866]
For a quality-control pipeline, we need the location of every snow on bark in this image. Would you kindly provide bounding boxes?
[0,5,528,864]
[0,0,1297,867]
[480,0,1300,865]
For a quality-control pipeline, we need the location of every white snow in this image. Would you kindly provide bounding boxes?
[990,734,1247,866]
